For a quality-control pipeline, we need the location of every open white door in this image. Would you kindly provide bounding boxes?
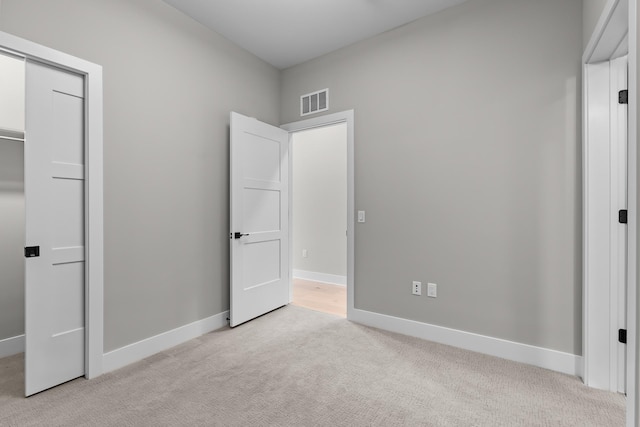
[25,61,85,396]
[230,112,289,327]
[610,55,628,393]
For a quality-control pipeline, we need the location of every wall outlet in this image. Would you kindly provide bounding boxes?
[412,281,422,296]
[302,249,308,258]
[427,283,437,298]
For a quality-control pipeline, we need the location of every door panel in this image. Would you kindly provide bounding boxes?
[230,112,289,327]
[244,188,280,231]
[25,61,85,396]
[243,240,281,287]
[51,179,84,247]
[52,92,84,164]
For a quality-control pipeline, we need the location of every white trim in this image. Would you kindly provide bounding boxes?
[84,47,105,381]
[350,309,583,377]
[584,0,629,64]
[102,311,229,374]
[613,33,630,60]
[293,269,346,286]
[0,335,25,358]
[281,110,355,320]
[583,60,611,390]
[583,0,635,396]
[0,31,104,379]
[582,58,629,392]
[627,1,638,426]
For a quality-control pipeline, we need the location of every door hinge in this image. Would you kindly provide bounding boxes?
[619,209,628,224]
[619,90,628,104]
[619,329,627,344]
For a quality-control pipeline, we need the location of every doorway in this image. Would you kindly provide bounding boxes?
[282,110,355,320]
[228,110,354,326]
[290,123,348,317]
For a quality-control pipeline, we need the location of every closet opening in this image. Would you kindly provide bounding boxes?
[0,51,25,364]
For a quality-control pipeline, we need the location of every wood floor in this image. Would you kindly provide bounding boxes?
[291,278,346,317]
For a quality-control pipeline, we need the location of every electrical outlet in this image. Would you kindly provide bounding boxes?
[412,281,422,296]
[427,283,437,298]
[302,249,308,258]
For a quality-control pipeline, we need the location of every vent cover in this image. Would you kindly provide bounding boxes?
[301,89,329,116]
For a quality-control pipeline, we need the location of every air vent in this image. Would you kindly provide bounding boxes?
[301,89,329,116]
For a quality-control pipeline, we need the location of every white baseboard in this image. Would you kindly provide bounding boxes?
[0,334,25,358]
[350,309,583,378]
[293,269,347,286]
[102,311,229,373]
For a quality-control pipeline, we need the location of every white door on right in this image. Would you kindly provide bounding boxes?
[229,112,290,327]
[611,55,628,394]
[25,60,86,396]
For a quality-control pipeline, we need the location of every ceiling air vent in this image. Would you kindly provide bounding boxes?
[301,89,329,116]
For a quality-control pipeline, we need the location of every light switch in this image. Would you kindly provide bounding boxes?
[427,283,437,298]
[358,211,366,223]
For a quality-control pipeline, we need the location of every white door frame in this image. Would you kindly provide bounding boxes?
[629,1,639,425]
[281,110,355,319]
[611,55,630,394]
[0,31,104,379]
[584,0,638,424]
[583,50,628,393]
[627,0,640,427]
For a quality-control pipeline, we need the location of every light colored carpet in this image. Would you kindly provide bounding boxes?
[0,306,625,426]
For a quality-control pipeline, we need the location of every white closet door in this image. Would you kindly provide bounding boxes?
[25,61,85,396]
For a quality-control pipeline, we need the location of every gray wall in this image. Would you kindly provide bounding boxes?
[0,0,585,357]
[0,141,23,341]
[281,0,582,354]
[0,53,24,132]
[583,0,610,49]
[0,145,23,342]
[0,53,24,341]
[0,0,280,352]
[292,123,347,277]
[0,142,23,341]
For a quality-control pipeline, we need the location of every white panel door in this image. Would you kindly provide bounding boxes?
[25,61,85,396]
[230,112,289,327]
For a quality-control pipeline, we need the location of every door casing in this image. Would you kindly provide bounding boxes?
[281,110,355,319]
[0,31,104,379]
[583,0,638,425]
[583,55,628,392]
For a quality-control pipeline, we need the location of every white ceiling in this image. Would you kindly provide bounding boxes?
[162,0,468,70]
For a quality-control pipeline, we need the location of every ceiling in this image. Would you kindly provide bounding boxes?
[162,0,468,70]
